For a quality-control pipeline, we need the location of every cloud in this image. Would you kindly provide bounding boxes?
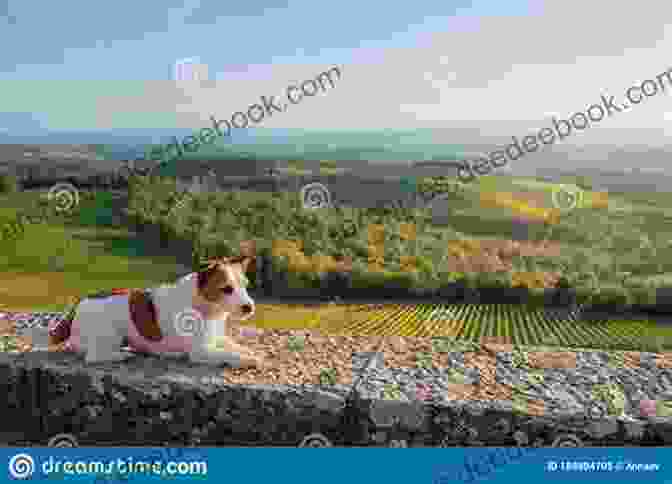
[79,0,672,145]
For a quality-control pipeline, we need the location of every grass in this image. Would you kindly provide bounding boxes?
[250,304,350,330]
[2,175,672,355]
[0,189,188,311]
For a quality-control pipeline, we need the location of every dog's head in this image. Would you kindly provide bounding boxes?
[195,256,255,320]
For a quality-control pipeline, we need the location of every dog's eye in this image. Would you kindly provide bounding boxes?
[221,286,234,294]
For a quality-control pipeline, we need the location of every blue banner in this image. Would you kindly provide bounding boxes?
[0,447,667,483]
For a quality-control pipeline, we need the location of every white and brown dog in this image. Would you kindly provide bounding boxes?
[48,256,263,368]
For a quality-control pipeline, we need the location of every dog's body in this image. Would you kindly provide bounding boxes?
[49,256,263,368]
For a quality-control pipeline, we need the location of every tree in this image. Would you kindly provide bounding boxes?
[574,175,593,191]
[0,173,20,194]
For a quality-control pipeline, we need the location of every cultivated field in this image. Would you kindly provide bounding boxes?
[1,172,672,352]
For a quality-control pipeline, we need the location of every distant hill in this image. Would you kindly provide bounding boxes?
[0,127,468,163]
[2,127,672,193]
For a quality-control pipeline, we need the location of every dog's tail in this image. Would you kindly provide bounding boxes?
[48,299,80,345]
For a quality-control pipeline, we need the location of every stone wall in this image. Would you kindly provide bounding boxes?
[0,352,670,447]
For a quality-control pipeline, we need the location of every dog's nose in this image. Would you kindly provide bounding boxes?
[241,304,253,314]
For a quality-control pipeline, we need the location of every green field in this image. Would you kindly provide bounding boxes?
[306,303,672,352]
[1,172,672,353]
[0,189,188,312]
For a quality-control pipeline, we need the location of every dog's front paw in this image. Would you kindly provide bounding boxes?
[85,351,132,364]
[189,347,238,367]
[212,336,230,349]
[189,347,263,369]
[215,340,264,369]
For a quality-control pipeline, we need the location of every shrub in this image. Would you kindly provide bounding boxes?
[415,351,433,369]
[285,269,315,290]
[639,335,668,354]
[431,337,455,353]
[351,270,387,290]
[574,286,596,306]
[589,283,629,309]
[512,348,529,369]
[0,335,18,351]
[380,270,418,289]
[524,286,546,308]
[591,384,626,416]
[630,286,657,307]
[0,174,19,194]
[382,383,403,400]
[475,271,512,290]
[414,254,435,274]
[319,368,337,386]
[446,368,467,384]
[287,333,306,352]
[438,271,465,285]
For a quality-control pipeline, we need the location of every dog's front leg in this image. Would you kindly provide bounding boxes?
[189,340,264,368]
[86,348,132,364]
[188,345,242,367]
[188,320,262,368]
[209,318,230,347]
[84,327,131,364]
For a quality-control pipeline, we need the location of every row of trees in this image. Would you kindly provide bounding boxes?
[3,167,131,190]
[121,173,672,311]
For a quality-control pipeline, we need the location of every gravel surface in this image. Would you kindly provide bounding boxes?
[1,310,670,423]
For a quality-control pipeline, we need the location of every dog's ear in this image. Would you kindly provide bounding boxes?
[239,256,252,273]
[222,254,252,273]
[196,262,224,297]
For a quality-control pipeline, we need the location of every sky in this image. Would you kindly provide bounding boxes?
[0,0,671,147]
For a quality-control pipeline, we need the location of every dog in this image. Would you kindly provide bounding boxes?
[48,256,263,368]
